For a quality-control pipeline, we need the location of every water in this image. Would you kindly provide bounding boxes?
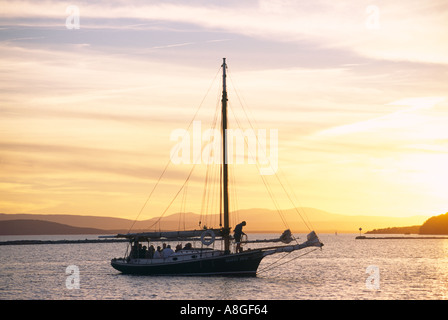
[1,233,447,300]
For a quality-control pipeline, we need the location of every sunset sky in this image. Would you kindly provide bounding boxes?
[1,0,447,223]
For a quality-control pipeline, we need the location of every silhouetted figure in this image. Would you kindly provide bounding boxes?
[147,245,155,258]
[162,244,174,258]
[153,246,162,258]
[234,221,246,253]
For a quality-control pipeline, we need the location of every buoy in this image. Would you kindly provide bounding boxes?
[200,230,215,246]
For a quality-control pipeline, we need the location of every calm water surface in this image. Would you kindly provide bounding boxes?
[1,233,447,300]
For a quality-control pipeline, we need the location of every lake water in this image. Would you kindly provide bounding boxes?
[1,233,447,300]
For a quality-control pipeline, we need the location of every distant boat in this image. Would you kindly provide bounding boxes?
[109,58,323,276]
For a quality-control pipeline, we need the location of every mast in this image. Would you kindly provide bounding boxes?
[221,58,230,253]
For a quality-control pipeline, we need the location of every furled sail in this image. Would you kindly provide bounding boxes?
[115,228,224,241]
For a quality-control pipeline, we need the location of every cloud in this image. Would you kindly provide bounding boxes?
[318,97,447,136]
[0,140,207,185]
[1,0,448,64]
[2,0,447,65]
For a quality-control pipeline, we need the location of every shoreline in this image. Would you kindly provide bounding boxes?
[356,235,448,240]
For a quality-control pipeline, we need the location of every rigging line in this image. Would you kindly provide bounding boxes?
[150,103,222,231]
[146,158,199,230]
[227,70,313,232]
[227,111,242,227]
[199,163,210,227]
[127,159,171,233]
[227,98,289,229]
[207,163,217,228]
[178,179,188,231]
[219,164,222,227]
[227,100,288,230]
[257,251,293,273]
[201,87,221,228]
[183,185,187,230]
[228,101,290,231]
[217,87,223,228]
[199,91,221,227]
[258,248,319,275]
[227,159,237,228]
[226,74,290,230]
[278,169,315,231]
[150,81,222,232]
[127,66,222,233]
[230,160,240,226]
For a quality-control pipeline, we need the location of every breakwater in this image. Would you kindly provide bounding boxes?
[0,238,128,246]
[356,236,448,240]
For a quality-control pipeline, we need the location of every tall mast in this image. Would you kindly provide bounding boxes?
[221,58,230,253]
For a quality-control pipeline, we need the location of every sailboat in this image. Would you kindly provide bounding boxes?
[109,58,323,276]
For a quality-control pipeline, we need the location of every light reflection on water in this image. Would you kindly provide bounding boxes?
[0,233,447,300]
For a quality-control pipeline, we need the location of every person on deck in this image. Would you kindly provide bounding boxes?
[147,245,155,259]
[153,246,162,258]
[234,221,246,253]
[130,242,138,259]
[141,245,147,258]
[162,244,174,258]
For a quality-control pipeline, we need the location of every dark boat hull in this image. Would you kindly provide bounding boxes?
[111,250,265,276]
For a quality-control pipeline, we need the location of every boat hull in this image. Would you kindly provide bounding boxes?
[111,250,265,276]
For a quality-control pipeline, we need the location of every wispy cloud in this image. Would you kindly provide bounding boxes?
[2,0,447,64]
[319,97,447,136]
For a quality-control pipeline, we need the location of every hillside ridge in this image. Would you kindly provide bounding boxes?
[366,212,448,235]
[0,219,114,235]
[0,208,429,234]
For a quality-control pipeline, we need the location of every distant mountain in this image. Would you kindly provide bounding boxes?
[366,212,448,235]
[0,213,136,230]
[0,208,428,234]
[0,219,115,235]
